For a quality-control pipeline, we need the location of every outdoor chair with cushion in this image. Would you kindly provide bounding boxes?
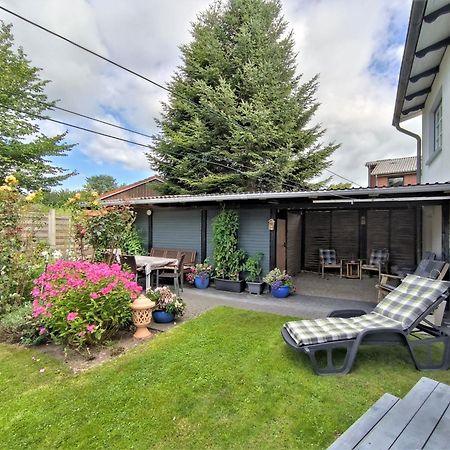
[377,259,449,298]
[156,253,185,296]
[391,251,436,278]
[360,248,389,280]
[318,249,343,279]
[281,274,450,375]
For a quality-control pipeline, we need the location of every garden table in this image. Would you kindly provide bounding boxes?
[135,256,178,292]
[328,377,450,449]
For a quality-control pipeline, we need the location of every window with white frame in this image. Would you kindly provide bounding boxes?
[434,100,442,153]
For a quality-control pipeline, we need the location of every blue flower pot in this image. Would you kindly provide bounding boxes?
[152,310,175,323]
[194,274,210,289]
[271,285,290,298]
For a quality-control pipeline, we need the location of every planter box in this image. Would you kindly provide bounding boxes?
[214,278,246,293]
[247,282,265,295]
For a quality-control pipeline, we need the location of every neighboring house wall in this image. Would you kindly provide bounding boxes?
[422,205,442,258]
[104,181,162,201]
[422,48,450,183]
[371,173,417,187]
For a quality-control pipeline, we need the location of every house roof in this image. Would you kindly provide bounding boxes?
[365,156,417,176]
[101,181,450,206]
[99,175,163,200]
[393,0,450,124]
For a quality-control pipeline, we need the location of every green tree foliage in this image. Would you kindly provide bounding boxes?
[328,182,352,190]
[150,0,338,194]
[83,175,118,194]
[41,189,76,208]
[0,22,75,191]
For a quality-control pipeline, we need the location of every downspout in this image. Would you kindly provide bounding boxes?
[394,124,421,184]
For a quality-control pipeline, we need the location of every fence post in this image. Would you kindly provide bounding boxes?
[48,209,56,247]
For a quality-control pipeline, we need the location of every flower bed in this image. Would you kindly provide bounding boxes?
[32,260,142,346]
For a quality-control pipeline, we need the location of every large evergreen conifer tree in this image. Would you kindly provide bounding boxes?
[150,0,338,194]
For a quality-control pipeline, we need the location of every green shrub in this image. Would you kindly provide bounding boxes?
[0,303,42,344]
[0,175,46,313]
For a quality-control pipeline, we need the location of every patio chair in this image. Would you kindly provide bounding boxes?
[281,274,450,375]
[120,255,145,284]
[318,249,343,279]
[360,248,389,280]
[391,251,436,277]
[156,253,185,296]
[377,259,449,299]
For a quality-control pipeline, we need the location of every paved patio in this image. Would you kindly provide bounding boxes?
[150,274,378,331]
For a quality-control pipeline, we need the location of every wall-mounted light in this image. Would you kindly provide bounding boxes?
[268,218,275,231]
[146,209,153,216]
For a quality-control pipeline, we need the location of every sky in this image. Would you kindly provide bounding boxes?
[0,0,421,189]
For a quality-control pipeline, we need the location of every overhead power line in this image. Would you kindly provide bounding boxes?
[0,5,362,190]
[324,168,362,187]
[0,102,151,148]
[0,89,153,139]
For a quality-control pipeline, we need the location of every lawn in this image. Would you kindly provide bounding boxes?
[1,306,450,449]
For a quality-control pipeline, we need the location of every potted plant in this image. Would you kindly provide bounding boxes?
[212,210,247,293]
[148,286,186,323]
[193,260,213,289]
[263,268,294,298]
[244,252,265,295]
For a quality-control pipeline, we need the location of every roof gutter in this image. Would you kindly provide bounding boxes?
[392,0,427,183]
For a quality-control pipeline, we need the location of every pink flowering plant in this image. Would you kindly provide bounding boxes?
[32,260,142,346]
[148,286,186,317]
[185,267,196,285]
[185,260,213,284]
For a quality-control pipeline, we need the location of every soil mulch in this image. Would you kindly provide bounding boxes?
[34,329,160,373]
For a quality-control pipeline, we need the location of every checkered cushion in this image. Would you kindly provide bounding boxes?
[319,249,337,265]
[369,248,389,266]
[283,274,449,347]
[284,312,402,346]
[374,274,449,329]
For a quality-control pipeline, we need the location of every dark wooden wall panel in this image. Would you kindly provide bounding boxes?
[390,209,416,267]
[366,210,390,259]
[304,211,331,270]
[331,210,359,261]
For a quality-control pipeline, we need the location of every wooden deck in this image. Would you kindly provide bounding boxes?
[328,377,450,449]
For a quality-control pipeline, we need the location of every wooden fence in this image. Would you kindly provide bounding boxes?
[23,209,73,253]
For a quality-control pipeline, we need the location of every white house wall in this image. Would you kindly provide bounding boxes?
[422,47,450,183]
[422,205,442,258]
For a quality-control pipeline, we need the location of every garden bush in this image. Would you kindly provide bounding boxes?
[0,175,45,314]
[32,260,142,346]
[0,303,42,344]
[68,193,140,262]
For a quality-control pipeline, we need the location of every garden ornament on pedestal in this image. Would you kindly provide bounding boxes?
[131,293,155,339]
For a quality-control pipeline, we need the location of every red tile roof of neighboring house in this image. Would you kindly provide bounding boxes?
[365,156,417,176]
[99,175,164,200]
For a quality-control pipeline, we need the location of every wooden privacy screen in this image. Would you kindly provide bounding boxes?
[303,208,416,271]
[367,209,416,268]
[303,210,359,270]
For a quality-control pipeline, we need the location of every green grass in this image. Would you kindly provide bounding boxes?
[1,306,450,449]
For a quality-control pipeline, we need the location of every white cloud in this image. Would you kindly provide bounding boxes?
[1,0,419,187]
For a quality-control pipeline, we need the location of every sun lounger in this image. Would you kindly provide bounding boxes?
[282,274,450,375]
